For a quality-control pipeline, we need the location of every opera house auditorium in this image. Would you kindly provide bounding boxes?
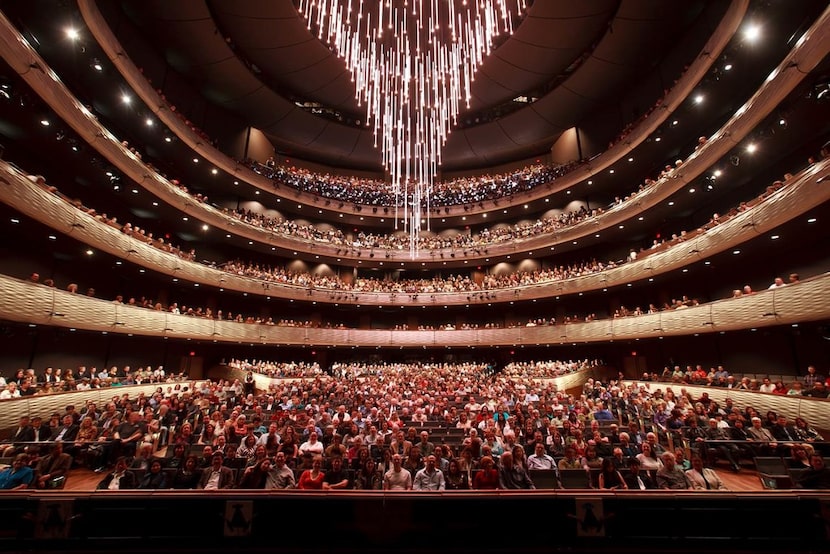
[0,1,829,552]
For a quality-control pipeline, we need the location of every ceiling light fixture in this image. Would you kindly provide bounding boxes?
[298,0,526,257]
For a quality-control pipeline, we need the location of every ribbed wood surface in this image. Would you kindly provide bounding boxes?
[629,382,830,432]
[2,156,828,306]
[0,2,785,266]
[0,4,826,274]
[0,383,192,432]
[1,271,828,347]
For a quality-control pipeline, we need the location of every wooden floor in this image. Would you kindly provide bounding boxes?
[63,464,765,492]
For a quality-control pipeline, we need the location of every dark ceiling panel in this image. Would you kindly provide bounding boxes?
[115,0,714,171]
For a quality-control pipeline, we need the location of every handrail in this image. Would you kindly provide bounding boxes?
[625,381,830,433]
[0,382,193,432]
[3,3,827,265]
[12,2,830,265]
[0,271,828,346]
[0,155,827,306]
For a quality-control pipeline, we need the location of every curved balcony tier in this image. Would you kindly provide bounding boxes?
[75,0,748,219]
[2,6,828,265]
[1,155,827,306]
[1,270,828,347]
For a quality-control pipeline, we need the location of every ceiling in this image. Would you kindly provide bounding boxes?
[112,0,715,171]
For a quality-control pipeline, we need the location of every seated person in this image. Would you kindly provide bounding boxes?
[624,458,656,490]
[34,442,72,489]
[0,454,34,490]
[297,455,326,490]
[96,457,136,490]
[685,455,727,490]
[171,455,201,490]
[472,456,500,490]
[656,452,693,490]
[322,455,350,490]
[198,452,235,490]
[498,451,535,490]
[137,459,169,489]
[787,444,814,469]
[797,454,830,489]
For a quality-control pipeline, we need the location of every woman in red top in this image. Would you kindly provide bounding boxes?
[297,455,325,490]
[473,456,499,490]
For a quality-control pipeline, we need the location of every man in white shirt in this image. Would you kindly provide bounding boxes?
[768,277,786,289]
[758,378,776,394]
[527,443,558,471]
[413,455,445,491]
[198,452,235,490]
[0,383,20,400]
[265,452,296,489]
[383,454,412,490]
[685,456,727,490]
[96,457,136,490]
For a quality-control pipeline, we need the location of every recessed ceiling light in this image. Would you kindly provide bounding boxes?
[145,118,153,126]
[808,218,817,223]
[724,63,733,71]
[66,28,79,40]
[743,24,760,42]
[121,94,131,104]
[40,119,50,126]
[694,94,704,104]
[732,250,741,254]
[770,235,779,240]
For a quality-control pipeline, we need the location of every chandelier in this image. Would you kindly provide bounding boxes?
[297,0,527,257]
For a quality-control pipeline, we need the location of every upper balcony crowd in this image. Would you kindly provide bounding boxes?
[16,149,820,302]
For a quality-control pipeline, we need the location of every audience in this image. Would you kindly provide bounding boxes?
[0,356,827,493]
